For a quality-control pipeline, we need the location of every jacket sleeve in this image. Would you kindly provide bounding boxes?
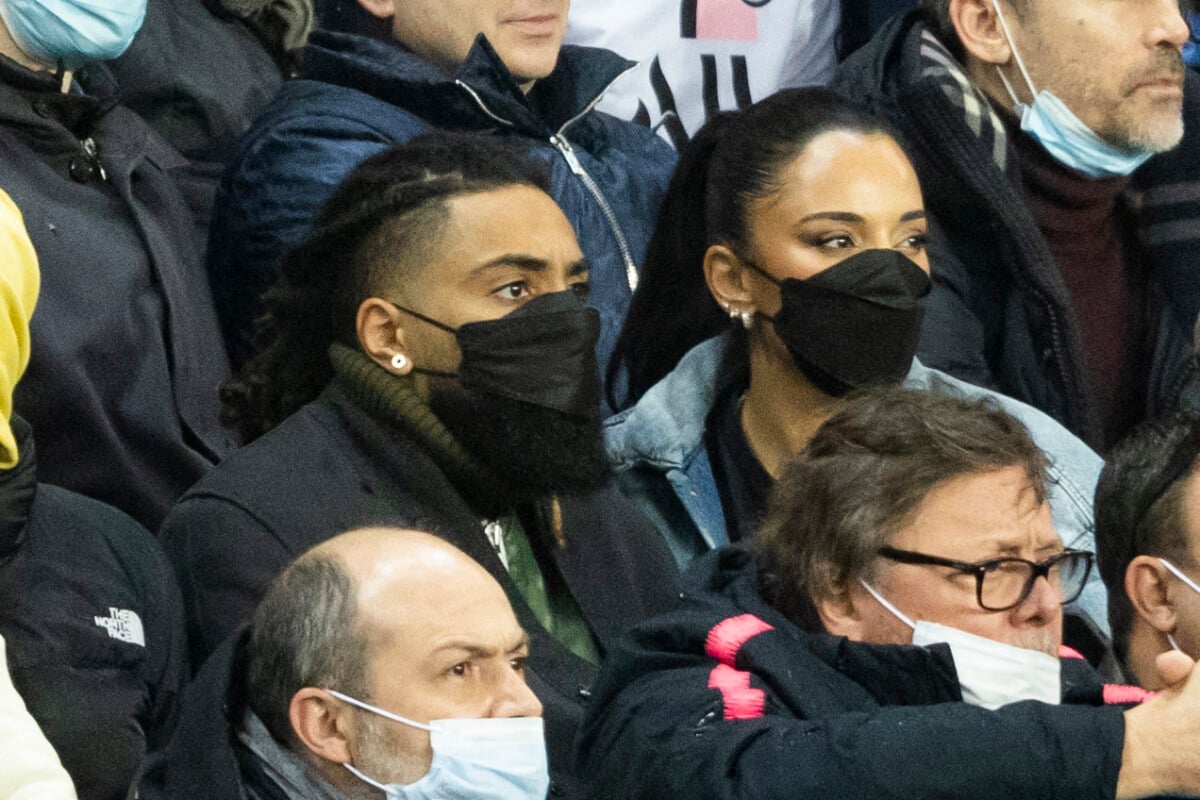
[0,636,77,800]
[206,115,396,364]
[578,661,1125,800]
[159,494,294,668]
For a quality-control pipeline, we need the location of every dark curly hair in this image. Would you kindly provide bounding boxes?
[221,131,552,443]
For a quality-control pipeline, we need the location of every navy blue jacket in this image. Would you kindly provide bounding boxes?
[577,547,1128,800]
[208,30,676,386]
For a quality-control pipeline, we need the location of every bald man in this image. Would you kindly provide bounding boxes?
[148,528,546,800]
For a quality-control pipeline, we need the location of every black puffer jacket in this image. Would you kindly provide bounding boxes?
[0,421,188,800]
[577,547,1129,800]
[0,55,233,530]
[831,13,1200,451]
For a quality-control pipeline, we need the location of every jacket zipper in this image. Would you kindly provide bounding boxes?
[456,68,641,292]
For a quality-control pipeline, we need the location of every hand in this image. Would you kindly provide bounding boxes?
[1117,658,1200,798]
[1155,649,1195,687]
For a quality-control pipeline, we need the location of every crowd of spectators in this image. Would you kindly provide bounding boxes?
[1,0,1200,798]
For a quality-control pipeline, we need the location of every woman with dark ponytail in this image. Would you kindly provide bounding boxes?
[605,87,1109,633]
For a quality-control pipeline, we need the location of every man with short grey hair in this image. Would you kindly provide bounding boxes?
[832,0,1200,453]
[149,527,546,800]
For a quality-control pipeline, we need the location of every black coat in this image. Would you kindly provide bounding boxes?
[831,13,1200,451]
[159,385,680,798]
[577,547,1129,800]
[108,0,282,249]
[0,56,233,530]
[0,422,187,800]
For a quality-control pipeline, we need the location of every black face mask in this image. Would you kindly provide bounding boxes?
[748,249,931,397]
[391,289,602,419]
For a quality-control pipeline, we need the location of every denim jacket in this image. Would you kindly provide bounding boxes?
[604,335,1110,635]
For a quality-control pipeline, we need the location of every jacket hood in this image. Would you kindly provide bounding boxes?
[652,547,967,708]
[0,191,37,469]
[302,30,634,138]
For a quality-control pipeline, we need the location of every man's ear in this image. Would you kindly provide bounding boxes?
[356,298,413,376]
[814,575,866,640]
[949,0,1015,66]
[1126,556,1180,635]
[704,244,754,315]
[290,688,354,764]
[355,0,395,21]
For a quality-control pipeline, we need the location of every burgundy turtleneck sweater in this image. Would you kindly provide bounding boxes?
[1008,122,1145,449]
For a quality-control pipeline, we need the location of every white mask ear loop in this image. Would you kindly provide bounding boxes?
[859,579,917,630]
[1158,559,1200,654]
[327,690,435,793]
[989,0,1038,105]
[343,763,393,794]
[325,689,433,730]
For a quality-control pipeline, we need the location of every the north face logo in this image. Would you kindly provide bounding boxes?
[94,608,145,647]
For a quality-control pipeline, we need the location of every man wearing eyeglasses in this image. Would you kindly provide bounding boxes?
[575,387,1200,800]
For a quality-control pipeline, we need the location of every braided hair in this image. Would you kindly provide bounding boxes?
[221,132,552,443]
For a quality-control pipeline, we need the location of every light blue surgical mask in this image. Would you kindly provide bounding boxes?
[0,0,146,69]
[989,0,1153,179]
[327,690,550,800]
[1158,558,1200,655]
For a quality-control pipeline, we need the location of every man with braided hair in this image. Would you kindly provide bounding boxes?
[208,0,676,404]
[161,132,678,799]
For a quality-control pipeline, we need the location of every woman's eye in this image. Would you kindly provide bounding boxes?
[816,235,855,250]
[495,282,531,301]
[900,233,929,251]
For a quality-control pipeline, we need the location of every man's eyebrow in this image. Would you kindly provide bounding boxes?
[432,642,496,657]
[798,211,865,224]
[568,258,590,277]
[508,633,532,655]
[468,254,551,278]
[900,210,927,222]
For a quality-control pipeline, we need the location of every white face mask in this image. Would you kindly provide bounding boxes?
[1158,558,1200,655]
[327,690,550,800]
[988,0,1154,178]
[859,579,1062,710]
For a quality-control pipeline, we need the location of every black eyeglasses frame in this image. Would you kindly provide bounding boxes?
[876,546,1094,612]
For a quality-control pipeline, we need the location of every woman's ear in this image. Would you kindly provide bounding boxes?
[356,298,412,376]
[704,244,754,315]
[1126,556,1180,635]
[290,688,354,764]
